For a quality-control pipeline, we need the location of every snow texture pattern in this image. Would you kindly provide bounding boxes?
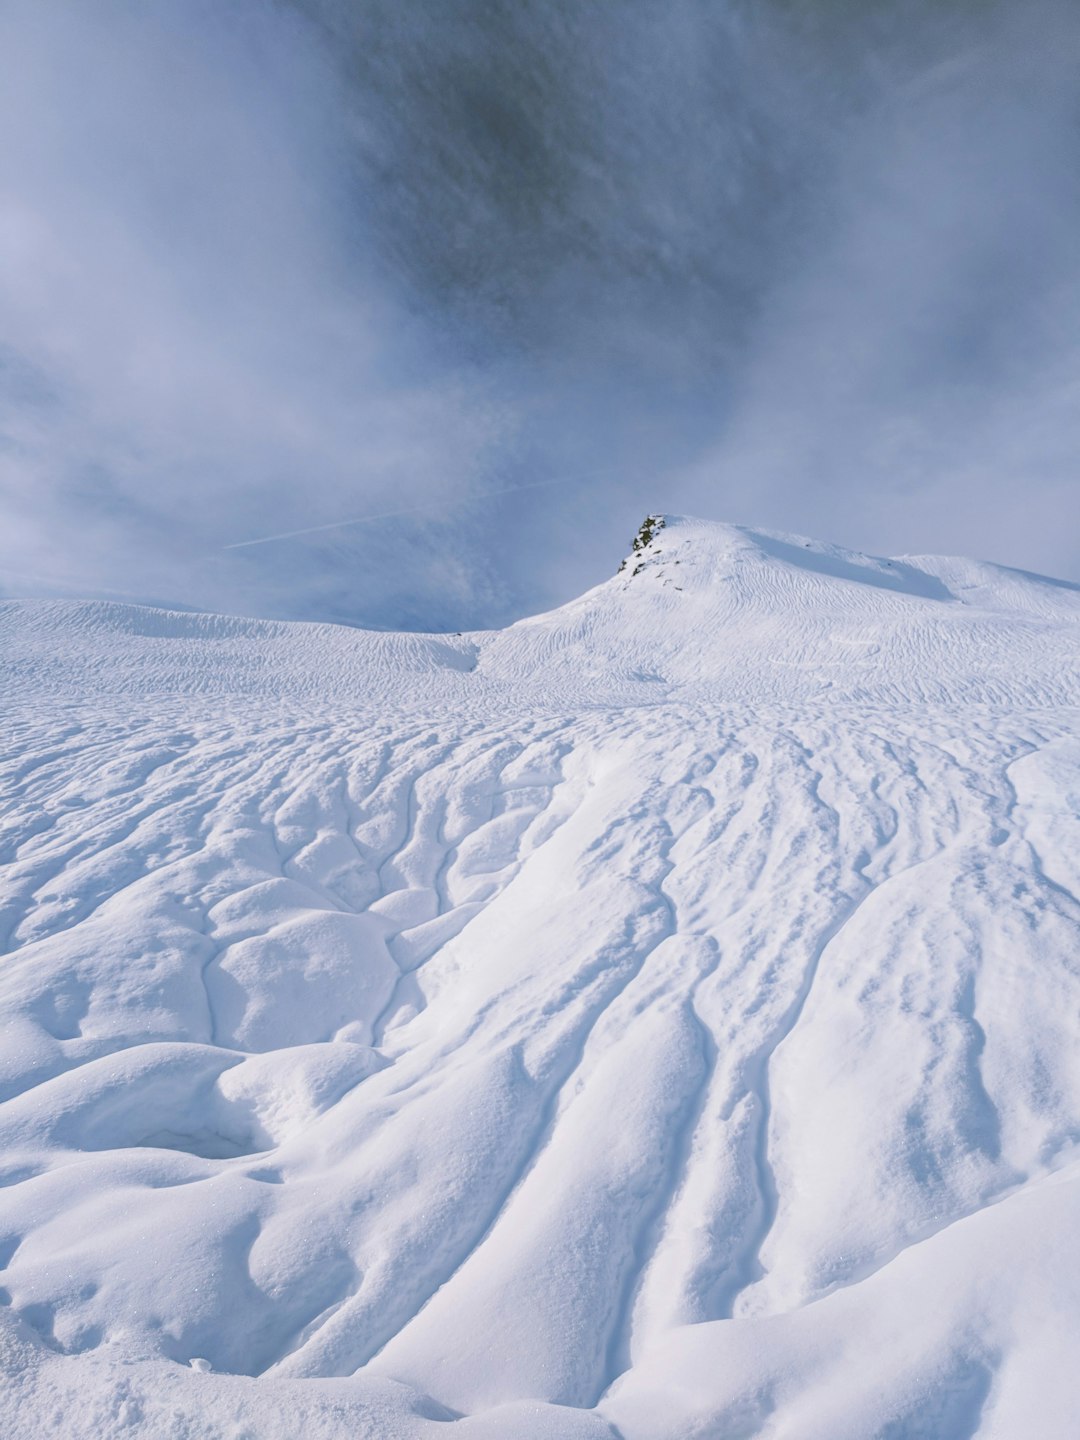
[2,517,1080,1437]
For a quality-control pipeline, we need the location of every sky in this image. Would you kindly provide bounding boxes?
[1,0,1078,631]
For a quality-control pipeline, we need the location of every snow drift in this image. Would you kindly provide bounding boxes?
[2,516,1079,1438]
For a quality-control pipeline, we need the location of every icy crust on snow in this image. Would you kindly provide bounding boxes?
[2,516,1080,1438]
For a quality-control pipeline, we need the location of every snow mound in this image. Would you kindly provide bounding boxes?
[2,516,1080,1437]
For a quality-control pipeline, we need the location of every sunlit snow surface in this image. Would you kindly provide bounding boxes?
[3,517,1080,1438]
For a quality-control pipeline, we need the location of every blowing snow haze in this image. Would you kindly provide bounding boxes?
[1,0,1078,627]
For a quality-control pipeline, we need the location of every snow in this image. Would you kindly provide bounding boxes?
[1,515,1079,1437]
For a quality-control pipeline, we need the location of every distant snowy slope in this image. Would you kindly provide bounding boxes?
[2,516,1079,1438]
[5,516,1079,707]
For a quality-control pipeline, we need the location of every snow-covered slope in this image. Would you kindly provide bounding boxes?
[2,516,1079,1438]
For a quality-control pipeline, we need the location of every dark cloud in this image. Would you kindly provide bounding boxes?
[1,0,1077,629]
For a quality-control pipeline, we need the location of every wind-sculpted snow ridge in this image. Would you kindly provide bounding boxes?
[2,516,1080,1438]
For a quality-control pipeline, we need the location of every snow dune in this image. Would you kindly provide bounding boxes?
[1,516,1079,1437]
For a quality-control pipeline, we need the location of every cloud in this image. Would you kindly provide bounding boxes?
[1,0,1077,630]
[0,0,507,623]
[677,0,1080,576]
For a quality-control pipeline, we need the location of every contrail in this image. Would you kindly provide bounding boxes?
[220,472,595,552]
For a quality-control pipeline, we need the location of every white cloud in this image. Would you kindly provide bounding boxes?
[0,1,1077,628]
[0,0,504,620]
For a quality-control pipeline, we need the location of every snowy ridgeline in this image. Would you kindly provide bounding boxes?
[4,515,1080,710]
[2,516,1080,1439]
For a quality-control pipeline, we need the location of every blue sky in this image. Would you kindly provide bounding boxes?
[1,0,1078,631]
